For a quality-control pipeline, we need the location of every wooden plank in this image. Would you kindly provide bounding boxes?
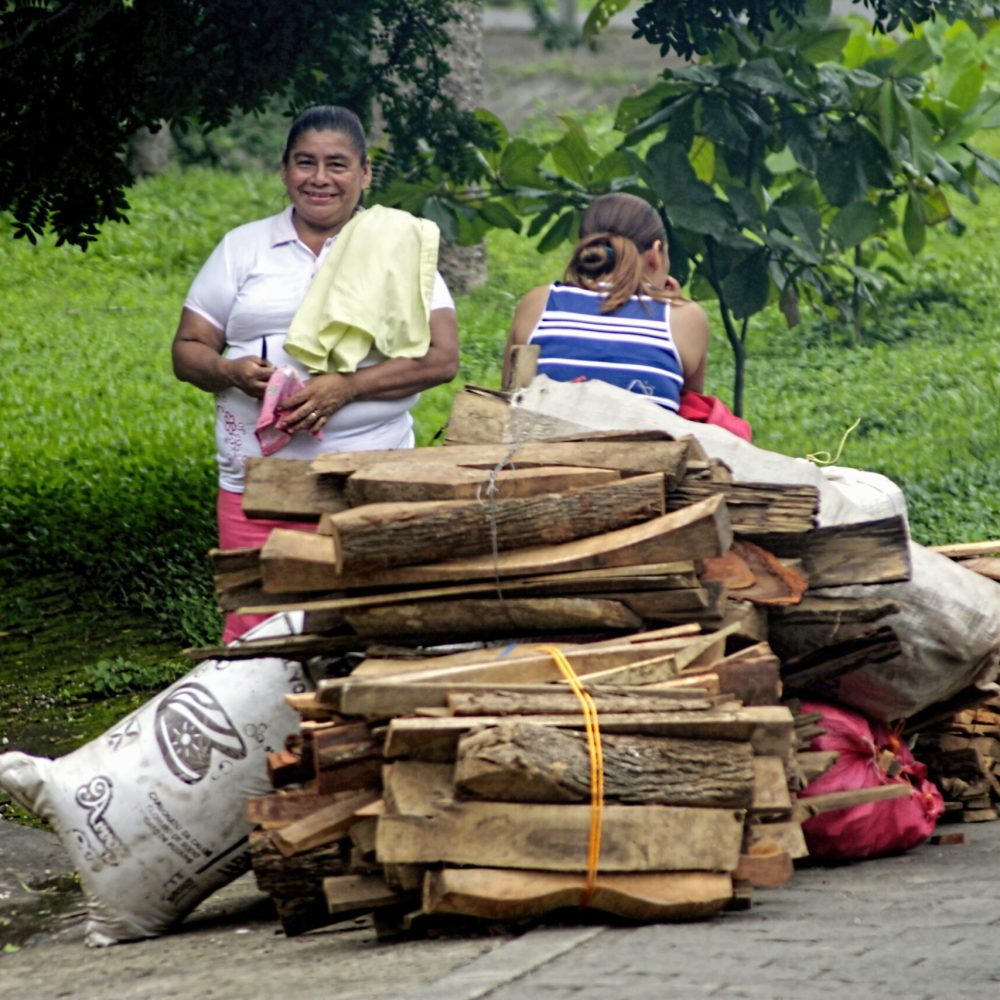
[271,791,380,857]
[346,462,620,505]
[243,456,349,520]
[503,344,540,391]
[382,706,796,762]
[794,782,911,822]
[578,624,741,685]
[322,473,666,572]
[751,756,792,816]
[959,557,1000,582]
[242,562,700,616]
[382,761,454,817]
[311,439,691,484]
[260,494,731,594]
[247,791,349,830]
[376,802,746,872]
[422,868,733,921]
[323,874,412,916]
[929,540,1000,559]
[733,848,794,888]
[340,680,718,720]
[746,819,809,860]
[333,634,716,698]
[442,385,513,445]
[453,722,755,807]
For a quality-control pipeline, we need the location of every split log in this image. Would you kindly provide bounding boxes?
[311,439,691,485]
[346,463,619,505]
[375,801,746,872]
[322,473,666,573]
[342,596,643,640]
[423,868,733,922]
[382,706,796,762]
[242,457,349,520]
[243,562,701,618]
[259,494,732,594]
[452,722,755,807]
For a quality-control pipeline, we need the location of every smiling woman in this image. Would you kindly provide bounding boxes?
[170,105,460,643]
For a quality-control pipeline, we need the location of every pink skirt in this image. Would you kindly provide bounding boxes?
[217,489,317,644]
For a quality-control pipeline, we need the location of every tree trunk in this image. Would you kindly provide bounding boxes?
[439,2,487,294]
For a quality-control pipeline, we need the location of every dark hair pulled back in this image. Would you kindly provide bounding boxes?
[564,193,673,313]
[282,105,368,166]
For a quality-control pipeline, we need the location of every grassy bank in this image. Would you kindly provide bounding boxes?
[1,140,998,766]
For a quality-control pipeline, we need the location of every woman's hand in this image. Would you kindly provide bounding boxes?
[277,372,357,433]
[172,307,275,396]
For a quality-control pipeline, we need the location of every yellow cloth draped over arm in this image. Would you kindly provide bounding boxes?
[284,205,441,373]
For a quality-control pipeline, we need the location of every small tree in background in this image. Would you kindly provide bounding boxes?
[415,1,1000,415]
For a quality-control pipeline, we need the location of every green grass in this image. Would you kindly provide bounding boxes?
[1,134,998,665]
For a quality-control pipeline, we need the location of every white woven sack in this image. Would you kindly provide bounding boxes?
[509,377,1000,722]
[0,611,307,946]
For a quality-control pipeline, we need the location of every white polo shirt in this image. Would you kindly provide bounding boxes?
[184,207,455,492]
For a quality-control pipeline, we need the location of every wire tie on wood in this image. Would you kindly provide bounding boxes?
[538,644,604,907]
[804,417,861,465]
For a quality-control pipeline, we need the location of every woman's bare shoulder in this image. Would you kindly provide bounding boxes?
[508,284,553,344]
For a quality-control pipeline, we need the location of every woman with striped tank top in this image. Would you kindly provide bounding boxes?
[504,193,709,412]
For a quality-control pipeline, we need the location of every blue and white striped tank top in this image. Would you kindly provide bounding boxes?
[527,283,685,412]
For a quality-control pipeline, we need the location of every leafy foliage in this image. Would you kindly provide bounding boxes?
[0,0,490,247]
[624,0,995,58]
[413,6,1000,414]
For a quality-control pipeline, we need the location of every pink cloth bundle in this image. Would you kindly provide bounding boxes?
[255,365,322,456]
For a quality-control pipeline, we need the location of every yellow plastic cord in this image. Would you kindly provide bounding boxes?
[804,417,861,466]
[538,645,604,905]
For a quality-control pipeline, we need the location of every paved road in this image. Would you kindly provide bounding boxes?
[3,816,999,999]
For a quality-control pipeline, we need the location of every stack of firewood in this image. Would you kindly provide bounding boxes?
[186,430,919,936]
[913,698,1000,824]
[245,632,810,936]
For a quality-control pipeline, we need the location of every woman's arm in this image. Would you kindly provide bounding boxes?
[278,307,460,433]
[671,299,710,395]
[501,285,549,388]
[171,308,275,398]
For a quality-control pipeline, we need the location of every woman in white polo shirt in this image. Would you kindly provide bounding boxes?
[172,105,459,642]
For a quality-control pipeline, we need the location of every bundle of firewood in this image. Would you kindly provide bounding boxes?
[913,698,1000,824]
[175,429,929,936]
[245,631,813,936]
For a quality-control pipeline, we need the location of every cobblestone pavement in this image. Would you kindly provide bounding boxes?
[3,818,999,1000]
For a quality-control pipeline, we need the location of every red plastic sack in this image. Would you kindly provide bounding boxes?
[678,390,752,441]
[797,700,944,860]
